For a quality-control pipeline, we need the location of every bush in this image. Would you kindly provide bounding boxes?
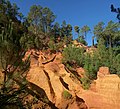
[76,36,88,46]
[80,77,91,90]
[62,45,85,67]
[62,90,72,99]
[84,53,99,80]
[48,38,57,51]
[48,37,64,52]
[114,54,120,76]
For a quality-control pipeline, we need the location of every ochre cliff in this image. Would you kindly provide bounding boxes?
[26,49,120,109]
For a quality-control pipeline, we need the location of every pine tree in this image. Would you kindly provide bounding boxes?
[0,19,30,108]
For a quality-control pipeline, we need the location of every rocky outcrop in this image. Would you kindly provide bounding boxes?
[78,68,120,109]
[26,50,120,109]
[97,67,110,79]
[58,95,88,109]
[96,74,120,107]
[26,50,85,108]
[72,40,88,49]
[27,67,53,101]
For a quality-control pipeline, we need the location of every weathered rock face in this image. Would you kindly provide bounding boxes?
[77,68,120,109]
[68,96,88,109]
[96,67,120,106]
[96,74,120,107]
[44,62,60,75]
[27,67,53,101]
[97,67,110,79]
[58,96,88,109]
[78,90,113,109]
[26,50,85,107]
[27,62,82,106]
[26,50,120,109]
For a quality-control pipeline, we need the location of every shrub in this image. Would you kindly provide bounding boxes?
[84,53,99,80]
[80,77,91,90]
[62,45,85,67]
[114,54,120,76]
[62,90,72,99]
[48,38,57,51]
[76,36,88,46]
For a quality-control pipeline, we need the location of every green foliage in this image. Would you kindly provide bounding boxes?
[20,33,35,49]
[0,19,30,108]
[66,63,73,71]
[114,54,120,76]
[60,21,73,39]
[93,22,104,40]
[113,46,120,56]
[62,90,72,99]
[84,53,98,80]
[80,77,91,90]
[93,21,120,48]
[20,32,46,50]
[48,37,57,51]
[74,25,89,45]
[81,25,90,39]
[34,36,43,49]
[26,5,57,50]
[48,37,66,53]
[94,38,119,76]
[111,4,120,22]
[97,38,109,66]
[27,5,56,34]
[76,36,88,46]
[0,2,32,108]
[74,26,80,35]
[52,22,60,39]
[62,45,85,67]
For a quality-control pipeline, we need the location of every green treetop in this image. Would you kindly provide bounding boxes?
[27,5,56,34]
[81,25,90,40]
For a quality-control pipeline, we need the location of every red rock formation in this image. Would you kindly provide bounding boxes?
[96,74,120,108]
[97,67,110,79]
[58,96,88,109]
[26,49,120,109]
[76,67,85,78]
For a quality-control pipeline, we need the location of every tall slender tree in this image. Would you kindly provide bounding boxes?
[27,5,56,34]
[104,20,120,47]
[74,26,80,37]
[81,25,90,40]
[94,21,120,47]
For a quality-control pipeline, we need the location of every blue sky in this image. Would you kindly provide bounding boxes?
[10,0,120,45]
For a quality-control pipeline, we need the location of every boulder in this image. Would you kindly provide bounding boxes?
[97,67,110,79]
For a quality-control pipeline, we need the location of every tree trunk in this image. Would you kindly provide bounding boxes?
[92,38,94,46]
[109,36,112,48]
